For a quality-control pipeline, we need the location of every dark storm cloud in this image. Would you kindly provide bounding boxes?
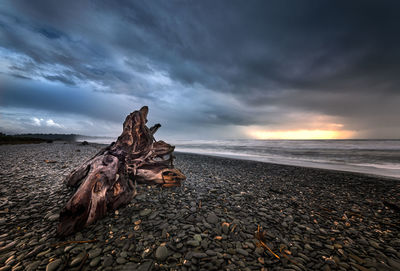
[0,75,133,123]
[43,75,76,85]
[37,27,64,39]
[1,0,400,138]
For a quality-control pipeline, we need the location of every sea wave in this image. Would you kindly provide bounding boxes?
[173,139,400,179]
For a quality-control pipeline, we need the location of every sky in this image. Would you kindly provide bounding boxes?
[1,0,400,140]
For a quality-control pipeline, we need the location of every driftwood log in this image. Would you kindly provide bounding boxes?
[57,106,185,236]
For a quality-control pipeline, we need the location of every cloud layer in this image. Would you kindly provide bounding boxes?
[1,1,400,139]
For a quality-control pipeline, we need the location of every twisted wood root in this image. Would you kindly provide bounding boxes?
[57,106,185,236]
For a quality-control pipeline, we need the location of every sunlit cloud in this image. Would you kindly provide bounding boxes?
[46,119,63,128]
[31,117,42,126]
[30,117,63,128]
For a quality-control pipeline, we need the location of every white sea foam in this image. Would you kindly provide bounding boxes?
[172,139,400,179]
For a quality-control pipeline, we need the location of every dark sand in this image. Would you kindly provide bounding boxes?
[0,142,399,271]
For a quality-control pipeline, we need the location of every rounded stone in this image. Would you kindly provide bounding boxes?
[187,240,200,247]
[155,245,169,261]
[26,261,41,271]
[206,213,219,224]
[47,214,59,222]
[139,209,152,217]
[193,234,202,242]
[236,248,249,256]
[116,257,127,264]
[192,252,207,258]
[89,257,101,267]
[102,255,113,267]
[46,259,61,271]
[89,248,102,259]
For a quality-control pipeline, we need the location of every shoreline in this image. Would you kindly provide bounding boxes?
[75,139,400,180]
[175,151,400,182]
[0,143,399,270]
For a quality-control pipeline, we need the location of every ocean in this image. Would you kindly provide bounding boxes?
[81,136,400,179]
[171,139,400,179]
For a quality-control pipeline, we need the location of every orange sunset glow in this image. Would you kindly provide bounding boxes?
[248,129,355,140]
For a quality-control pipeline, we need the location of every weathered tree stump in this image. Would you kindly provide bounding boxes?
[57,106,185,236]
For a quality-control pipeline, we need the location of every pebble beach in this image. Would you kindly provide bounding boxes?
[0,142,399,271]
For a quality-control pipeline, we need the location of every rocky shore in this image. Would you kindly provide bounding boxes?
[0,142,399,271]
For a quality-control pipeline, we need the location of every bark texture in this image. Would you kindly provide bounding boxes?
[57,106,185,236]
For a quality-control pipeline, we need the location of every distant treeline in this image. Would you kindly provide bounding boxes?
[0,133,78,145]
[13,133,78,141]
